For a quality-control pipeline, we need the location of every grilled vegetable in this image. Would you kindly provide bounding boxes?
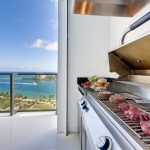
[88,75,99,82]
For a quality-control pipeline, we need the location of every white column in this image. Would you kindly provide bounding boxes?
[57,0,67,134]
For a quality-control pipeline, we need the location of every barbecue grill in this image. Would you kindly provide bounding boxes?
[78,33,150,150]
[105,33,150,149]
[78,12,150,150]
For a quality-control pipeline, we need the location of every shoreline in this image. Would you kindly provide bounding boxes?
[0,92,56,110]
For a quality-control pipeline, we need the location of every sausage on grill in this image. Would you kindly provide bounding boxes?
[97,91,112,99]
[109,95,124,103]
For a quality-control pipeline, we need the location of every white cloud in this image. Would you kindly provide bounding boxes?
[29,38,58,51]
[30,39,44,48]
[45,42,58,51]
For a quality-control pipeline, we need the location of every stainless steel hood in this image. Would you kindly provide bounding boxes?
[108,34,150,76]
[74,0,150,17]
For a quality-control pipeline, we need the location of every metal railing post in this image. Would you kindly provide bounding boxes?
[10,73,15,116]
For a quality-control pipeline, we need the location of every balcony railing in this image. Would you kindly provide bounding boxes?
[0,72,57,115]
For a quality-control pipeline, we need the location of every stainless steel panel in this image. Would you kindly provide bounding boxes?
[109,81,150,100]
[93,0,130,5]
[108,53,131,76]
[129,75,150,83]
[133,70,150,75]
[74,0,150,17]
[75,0,130,5]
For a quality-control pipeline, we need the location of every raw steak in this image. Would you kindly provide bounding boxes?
[140,120,150,136]
[124,107,149,121]
[118,102,130,112]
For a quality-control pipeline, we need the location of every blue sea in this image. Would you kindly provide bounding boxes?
[0,75,56,99]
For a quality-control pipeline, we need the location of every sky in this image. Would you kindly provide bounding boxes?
[0,0,58,72]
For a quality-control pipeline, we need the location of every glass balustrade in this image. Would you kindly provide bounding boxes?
[0,73,57,115]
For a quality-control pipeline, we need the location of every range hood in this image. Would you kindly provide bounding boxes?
[74,0,150,17]
[108,34,150,76]
[108,11,150,76]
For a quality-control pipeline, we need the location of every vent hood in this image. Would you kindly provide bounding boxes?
[74,0,150,17]
[108,34,150,76]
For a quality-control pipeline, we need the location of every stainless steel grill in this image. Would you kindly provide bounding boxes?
[78,33,150,149]
[102,33,150,148]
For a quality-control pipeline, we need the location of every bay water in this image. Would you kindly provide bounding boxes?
[0,75,56,99]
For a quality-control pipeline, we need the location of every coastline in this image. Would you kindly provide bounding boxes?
[0,92,56,111]
[22,75,56,81]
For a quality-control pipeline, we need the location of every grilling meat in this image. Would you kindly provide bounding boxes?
[140,121,150,136]
[97,91,112,99]
[124,107,149,121]
[109,95,124,103]
[118,102,130,112]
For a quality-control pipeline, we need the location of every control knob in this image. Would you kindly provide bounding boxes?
[96,136,112,150]
[82,104,89,112]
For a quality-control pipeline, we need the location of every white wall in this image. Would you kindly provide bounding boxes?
[109,3,150,50]
[68,1,110,132]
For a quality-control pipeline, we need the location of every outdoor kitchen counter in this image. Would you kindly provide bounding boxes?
[78,84,150,150]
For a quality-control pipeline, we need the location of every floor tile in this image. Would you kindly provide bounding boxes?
[0,112,80,150]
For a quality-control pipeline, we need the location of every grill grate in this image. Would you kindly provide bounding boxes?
[99,100,150,147]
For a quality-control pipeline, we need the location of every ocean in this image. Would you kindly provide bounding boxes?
[0,75,56,99]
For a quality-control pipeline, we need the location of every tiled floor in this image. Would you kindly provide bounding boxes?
[56,133,80,150]
[0,112,80,150]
